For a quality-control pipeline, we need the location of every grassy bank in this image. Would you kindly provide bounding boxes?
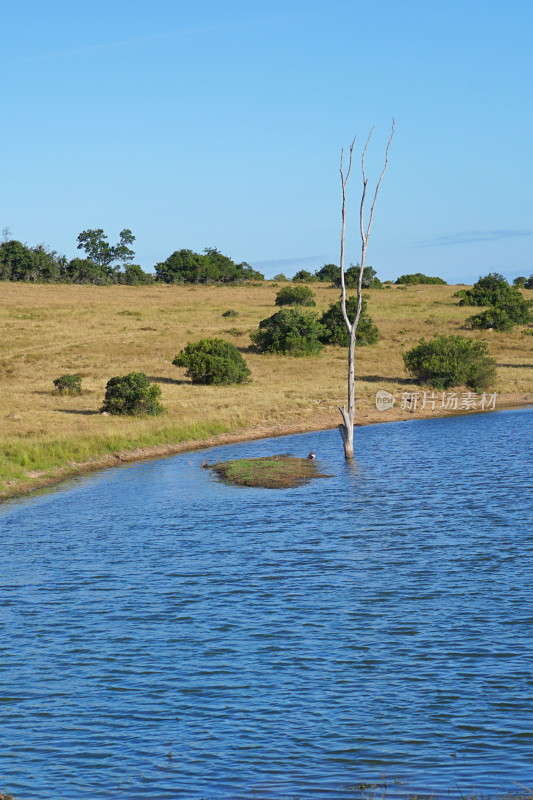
[1,281,532,500]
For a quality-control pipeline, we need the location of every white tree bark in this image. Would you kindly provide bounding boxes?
[338,121,395,459]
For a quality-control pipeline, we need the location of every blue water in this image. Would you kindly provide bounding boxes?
[1,408,532,800]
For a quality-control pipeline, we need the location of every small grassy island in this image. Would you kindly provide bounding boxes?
[206,454,330,489]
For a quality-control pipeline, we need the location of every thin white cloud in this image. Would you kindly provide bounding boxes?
[418,229,533,247]
[17,17,276,64]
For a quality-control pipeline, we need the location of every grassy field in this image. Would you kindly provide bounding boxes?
[1,280,532,499]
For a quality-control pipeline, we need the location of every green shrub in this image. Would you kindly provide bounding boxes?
[315,263,340,283]
[526,275,533,290]
[459,273,521,306]
[173,338,251,384]
[514,276,527,287]
[275,284,316,306]
[466,295,532,331]
[466,307,515,332]
[102,372,164,415]
[250,308,325,356]
[395,272,447,285]
[403,335,496,391]
[53,374,82,395]
[118,264,154,285]
[222,309,238,317]
[154,247,264,284]
[292,269,318,283]
[319,295,379,346]
[272,273,288,281]
[333,265,382,289]
[66,258,111,285]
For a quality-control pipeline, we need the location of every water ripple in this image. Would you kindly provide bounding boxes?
[1,408,532,799]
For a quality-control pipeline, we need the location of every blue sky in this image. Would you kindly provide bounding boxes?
[1,0,532,283]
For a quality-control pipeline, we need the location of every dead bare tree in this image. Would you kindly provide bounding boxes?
[338,120,395,459]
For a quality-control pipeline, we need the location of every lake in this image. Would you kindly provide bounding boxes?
[1,407,532,800]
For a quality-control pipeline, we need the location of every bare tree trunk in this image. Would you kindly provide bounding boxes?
[338,326,356,457]
[338,121,394,460]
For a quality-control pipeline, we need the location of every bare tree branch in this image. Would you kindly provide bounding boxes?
[337,119,395,459]
[339,137,356,333]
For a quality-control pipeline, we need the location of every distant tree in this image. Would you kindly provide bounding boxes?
[395,272,447,285]
[118,264,154,285]
[273,273,288,281]
[0,240,34,280]
[459,273,519,306]
[154,247,263,284]
[29,244,62,282]
[0,240,62,282]
[513,276,527,287]
[525,275,533,290]
[292,269,318,282]
[275,285,316,306]
[315,263,341,283]
[155,249,207,283]
[77,228,135,277]
[237,261,264,281]
[66,258,111,284]
[333,264,382,289]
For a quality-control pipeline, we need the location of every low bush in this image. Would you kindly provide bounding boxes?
[466,295,532,331]
[53,374,82,395]
[222,309,238,317]
[466,307,515,332]
[395,272,447,285]
[512,275,533,288]
[117,264,154,285]
[319,295,379,346]
[403,335,496,391]
[275,284,316,306]
[173,338,250,384]
[459,273,521,306]
[250,308,325,356]
[102,372,163,415]
[272,273,288,281]
[332,265,382,289]
[292,269,318,283]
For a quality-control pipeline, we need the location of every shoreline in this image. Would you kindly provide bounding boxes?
[2,393,531,505]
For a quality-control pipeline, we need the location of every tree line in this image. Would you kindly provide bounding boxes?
[0,229,264,285]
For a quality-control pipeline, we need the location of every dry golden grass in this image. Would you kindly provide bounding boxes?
[1,281,532,498]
